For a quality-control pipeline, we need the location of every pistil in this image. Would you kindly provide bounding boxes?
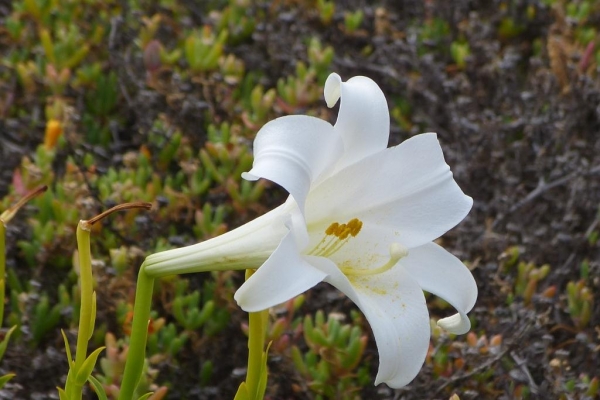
[341,243,408,276]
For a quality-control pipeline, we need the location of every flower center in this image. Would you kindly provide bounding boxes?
[308,218,408,277]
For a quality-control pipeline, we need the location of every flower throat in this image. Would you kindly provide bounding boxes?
[308,218,407,277]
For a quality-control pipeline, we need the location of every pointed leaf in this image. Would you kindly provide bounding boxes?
[256,342,272,400]
[292,346,308,376]
[57,387,68,400]
[87,375,108,400]
[172,297,185,324]
[136,392,154,400]
[0,325,17,361]
[147,386,168,400]
[0,373,15,389]
[60,329,75,368]
[89,291,97,341]
[75,346,105,384]
[341,335,365,370]
[196,300,215,327]
[233,382,250,400]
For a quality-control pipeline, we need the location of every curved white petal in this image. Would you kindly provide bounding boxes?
[437,313,469,334]
[400,242,477,334]
[324,73,390,170]
[306,133,473,249]
[286,198,310,249]
[324,73,341,108]
[315,258,431,388]
[243,115,343,213]
[234,229,327,312]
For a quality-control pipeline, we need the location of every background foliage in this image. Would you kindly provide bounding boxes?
[0,0,599,398]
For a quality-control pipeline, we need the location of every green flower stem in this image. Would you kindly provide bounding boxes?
[0,222,5,327]
[74,222,93,368]
[65,221,94,399]
[119,265,155,400]
[244,269,269,399]
[69,202,152,400]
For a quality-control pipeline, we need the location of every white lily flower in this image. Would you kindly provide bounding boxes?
[144,73,477,388]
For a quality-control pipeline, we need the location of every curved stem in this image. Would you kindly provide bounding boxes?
[119,265,155,400]
[86,202,152,226]
[0,185,48,224]
[64,222,95,400]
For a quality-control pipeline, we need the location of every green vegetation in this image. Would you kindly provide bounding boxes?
[0,0,599,398]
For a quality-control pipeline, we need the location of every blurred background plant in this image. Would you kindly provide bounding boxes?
[1,0,599,398]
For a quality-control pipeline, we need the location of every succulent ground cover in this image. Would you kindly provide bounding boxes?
[0,0,599,399]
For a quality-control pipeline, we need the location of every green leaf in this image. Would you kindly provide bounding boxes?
[290,346,307,375]
[233,382,250,400]
[88,291,97,341]
[172,297,185,324]
[199,360,213,386]
[39,29,56,65]
[0,325,17,361]
[303,315,314,345]
[60,329,74,368]
[87,375,108,400]
[0,373,15,389]
[57,387,68,400]
[196,300,215,328]
[75,346,105,384]
[327,318,340,346]
[256,342,272,400]
[311,328,329,348]
[136,392,154,400]
[341,334,364,370]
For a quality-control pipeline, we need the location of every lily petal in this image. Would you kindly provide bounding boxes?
[235,229,328,312]
[316,258,431,388]
[307,133,473,248]
[242,115,343,213]
[400,242,477,334]
[325,73,390,170]
[144,204,289,278]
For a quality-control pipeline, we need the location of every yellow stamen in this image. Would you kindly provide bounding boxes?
[325,222,340,235]
[308,218,364,257]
